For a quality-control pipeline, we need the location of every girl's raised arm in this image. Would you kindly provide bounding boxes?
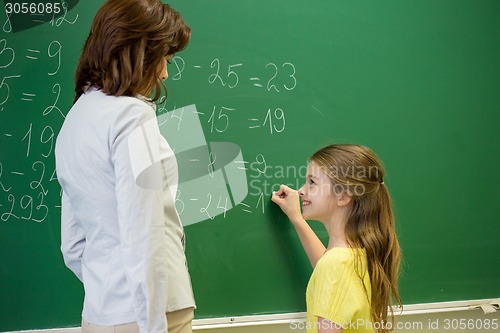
[272,184,326,267]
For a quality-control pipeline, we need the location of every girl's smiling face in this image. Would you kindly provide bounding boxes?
[298,161,338,223]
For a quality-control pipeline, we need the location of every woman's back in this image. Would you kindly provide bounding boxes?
[56,88,194,328]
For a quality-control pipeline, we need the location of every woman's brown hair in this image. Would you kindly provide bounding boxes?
[74,0,191,103]
[311,144,402,333]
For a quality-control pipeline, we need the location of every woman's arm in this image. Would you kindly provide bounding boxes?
[60,191,85,282]
[112,106,169,333]
[271,184,326,268]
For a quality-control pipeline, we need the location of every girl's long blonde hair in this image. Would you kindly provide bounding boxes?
[311,144,402,332]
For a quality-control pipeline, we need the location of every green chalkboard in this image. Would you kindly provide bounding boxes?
[1,0,499,331]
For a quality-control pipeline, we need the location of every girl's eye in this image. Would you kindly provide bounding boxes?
[309,179,316,185]
[167,60,172,64]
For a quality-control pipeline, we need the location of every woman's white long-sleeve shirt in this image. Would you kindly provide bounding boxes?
[55,88,195,333]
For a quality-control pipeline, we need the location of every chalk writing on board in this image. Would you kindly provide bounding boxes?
[208,106,233,133]
[0,4,299,225]
[0,5,75,224]
[170,55,297,92]
[0,39,15,68]
[49,3,78,27]
[43,83,65,118]
[153,54,298,220]
[0,75,21,107]
[3,11,12,33]
[47,40,62,76]
[0,160,52,223]
[0,163,12,192]
[158,102,288,136]
[248,108,286,133]
[155,96,298,221]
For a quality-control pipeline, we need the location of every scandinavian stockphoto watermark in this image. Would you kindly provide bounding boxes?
[290,319,395,331]
[289,318,499,331]
[248,161,382,197]
[128,104,250,226]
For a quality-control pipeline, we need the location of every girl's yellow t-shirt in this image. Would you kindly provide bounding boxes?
[306,247,374,333]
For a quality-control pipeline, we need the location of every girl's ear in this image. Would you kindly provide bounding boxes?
[338,190,352,207]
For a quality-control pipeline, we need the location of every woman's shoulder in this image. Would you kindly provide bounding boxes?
[78,88,155,122]
[70,88,158,136]
[81,88,155,110]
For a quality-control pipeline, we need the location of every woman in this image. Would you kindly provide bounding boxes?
[55,1,194,332]
[272,144,402,333]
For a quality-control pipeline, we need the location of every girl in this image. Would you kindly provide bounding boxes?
[55,1,194,333]
[272,144,402,333]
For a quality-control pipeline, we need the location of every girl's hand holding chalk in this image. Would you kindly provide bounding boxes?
[271,184,302,222]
